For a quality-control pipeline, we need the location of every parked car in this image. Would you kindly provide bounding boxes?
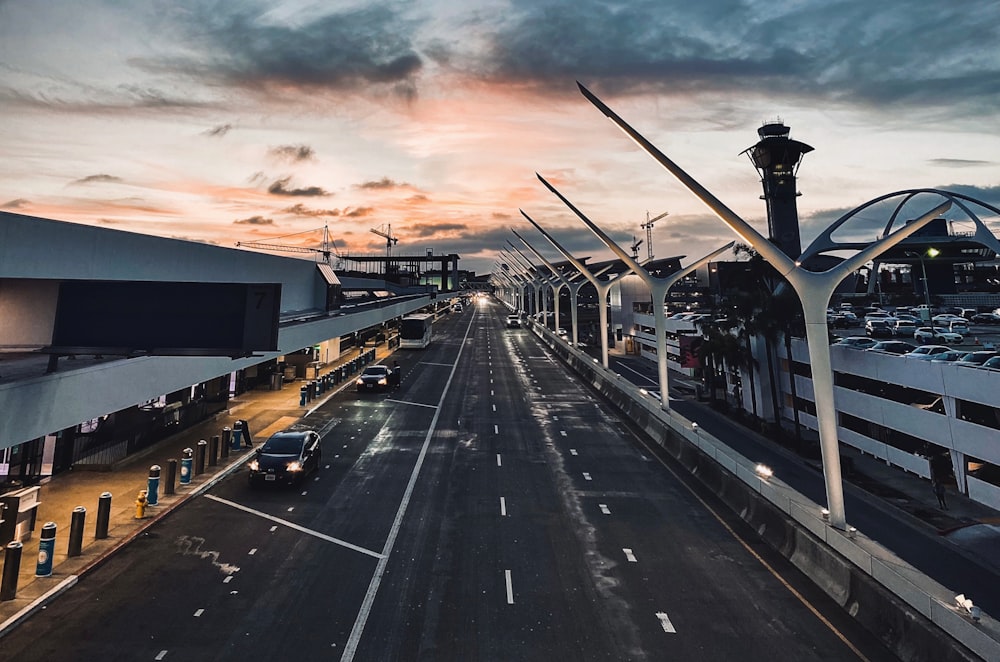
[891,320,917,337]
[355,364,400,392]
[913,327,963,344]
[248,430,321,486]
[930,350,970,363]
[834,336,878,349]
[954,351,1000,367]
[903,345,952,360]
[867,340,917,355]
[865,319,893,338]
[971,312,1000,325]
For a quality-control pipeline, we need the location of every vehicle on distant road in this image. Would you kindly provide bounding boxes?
[355,364,400,392]
[914,327,963,344]
[248,430,321,486]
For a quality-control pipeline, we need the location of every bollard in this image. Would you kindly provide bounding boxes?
[95,492,112,539]
[180,448,193,485]
[1,541,23,600]
[231,422,243,451]
[35,522,57,577]
[68,506,86,557]
[209,435,220,466]
[165,459,177,495]
[147,465,161,506]
[195,440,207,475]
[221,427,232,458]
[300,385,307,406]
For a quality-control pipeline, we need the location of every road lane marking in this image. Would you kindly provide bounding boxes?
[194,609,204,617]
[582,472,592,481]
[599,504,611,515]
[505,570,515,604]
[204,495,384,560]
[623,548,637,563]
[343,309,477,661]
[570,449,578,456]
[496,453,502,467]
[655,612,676,633]
[385,399,438,409]
[500,497,507,516]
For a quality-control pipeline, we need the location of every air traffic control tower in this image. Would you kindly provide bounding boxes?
[742,121,813,259]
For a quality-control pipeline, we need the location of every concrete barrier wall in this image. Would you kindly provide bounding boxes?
[531,324,998,662]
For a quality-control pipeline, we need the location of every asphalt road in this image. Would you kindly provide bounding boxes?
[1,300,897,661]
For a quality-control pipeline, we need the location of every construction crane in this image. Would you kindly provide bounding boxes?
[630,236,644,260]
[370,224,398,259]
[640,210,668,261]
[236,225,340,265]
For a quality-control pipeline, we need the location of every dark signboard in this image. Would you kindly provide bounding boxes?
[49,281,281,358]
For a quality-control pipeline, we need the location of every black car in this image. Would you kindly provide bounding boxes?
[355,364,400,392]
[248,430,321,486]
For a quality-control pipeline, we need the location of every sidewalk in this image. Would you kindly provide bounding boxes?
[0,344,398,636]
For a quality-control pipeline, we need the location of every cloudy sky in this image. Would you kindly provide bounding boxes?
[2,0,999,275]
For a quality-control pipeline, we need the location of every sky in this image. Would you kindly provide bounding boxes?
[2,0,999,276]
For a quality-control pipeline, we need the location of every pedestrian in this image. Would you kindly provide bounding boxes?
[933,481,948,510]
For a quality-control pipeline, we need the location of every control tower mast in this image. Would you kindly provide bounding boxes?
[741,121,813,259]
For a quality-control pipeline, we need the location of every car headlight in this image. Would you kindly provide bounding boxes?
[248,459,259,471]
[287,461,303,472]
[378,378,388,385]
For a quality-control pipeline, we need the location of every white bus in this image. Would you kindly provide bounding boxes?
[399,313,433,349]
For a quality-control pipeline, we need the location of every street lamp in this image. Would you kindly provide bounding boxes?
[905,248,939,308]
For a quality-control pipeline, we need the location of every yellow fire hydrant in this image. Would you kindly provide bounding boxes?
[135,490,148,519]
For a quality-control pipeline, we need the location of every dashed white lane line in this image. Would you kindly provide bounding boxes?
[599,504,611,515]
[248,548,257,556]
[623,548,638,563]
[194,608,205,617]
[569,449,578,456]
[505,570,515,605]
[656,612,677,633]
[205,494,384,559]
[560,430,567,437]
[500,497,507,516]
[582,472,592,481]
[155,651,168,661]
[496,453,502,467]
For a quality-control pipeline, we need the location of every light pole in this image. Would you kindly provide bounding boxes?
[905,248,939,308]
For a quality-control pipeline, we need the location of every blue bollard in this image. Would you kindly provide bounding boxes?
[147,465,161,506]
[300,385,307,406]
[35,522,57,577]
[179,448,193,485]
[232,422,243,450]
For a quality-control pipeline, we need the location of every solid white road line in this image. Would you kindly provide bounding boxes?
[623,548,637,563]
[500,497,507,516]
[599,504,611,515]
[385,398,439,409]
[205,494,384,559]
[655,611,677,633]
[342,307,477,662]
[505,570,515,605]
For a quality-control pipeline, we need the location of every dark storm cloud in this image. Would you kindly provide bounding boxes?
[358,177,404,190]
[204,123,233,137]
[461,0,1000,115]
[151,4,422,95]
[1,198,29,209]
[267,176,329,197]
[282,203,340,217]
[72,174,122,185]
[234,215,274,225]
[269,144,315,162]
